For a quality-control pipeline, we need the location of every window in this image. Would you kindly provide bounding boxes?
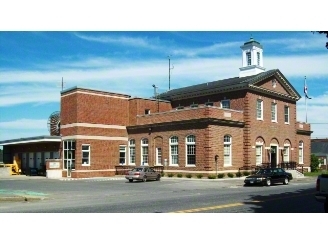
[271,103,277,122]
[145,109,150,115]
[298,141,304,164]
[119,145,126,165]
[256,145,262,165]
[205,102,214,106]
[170,136,179,165]
[82,144,90,165]
[141,138,148,165]
[129,139,136,165]
[224,135,232,166]
[63,140,75,170]
[284,106,290,124]
[246,52,251,66]
[156,148,162,165]
[186,135,196,165]
[257,52,260,66]
[283,146,290,162]
[256,99,263,120]
[221,100,230,109]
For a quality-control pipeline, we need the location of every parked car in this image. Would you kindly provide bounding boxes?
[125,166,161,182]
[244,167,293,186]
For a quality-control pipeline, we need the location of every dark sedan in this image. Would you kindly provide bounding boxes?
[244,168,293,186]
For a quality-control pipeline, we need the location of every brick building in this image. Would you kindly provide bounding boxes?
[0,37,312,178]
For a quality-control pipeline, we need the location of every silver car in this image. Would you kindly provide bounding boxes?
[125,166,161,182]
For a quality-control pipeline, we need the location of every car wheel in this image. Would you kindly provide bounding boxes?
[265,179,271,186]
[283,177,289,185]
[129,179,133,183]
[142,175,147,182]
[156,174,161,181]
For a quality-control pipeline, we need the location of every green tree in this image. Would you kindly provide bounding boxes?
[310,154,320,172]
[313,31,328,49]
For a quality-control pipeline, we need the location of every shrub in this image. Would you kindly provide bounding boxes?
[311,154,320,172]
[196,174,203,179]
[161,172,165,177]
[168,173,174,177]
[235,172,242,177]
[227,172,234,178]
[217,173,225,178]
[177,173,183,178]
[243,171,250,176]
[185,173,192,178]
[208,174,216,179]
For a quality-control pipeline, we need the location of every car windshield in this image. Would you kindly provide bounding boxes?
[256,169,273,174]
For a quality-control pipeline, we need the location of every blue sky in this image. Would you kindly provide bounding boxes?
[0,1,328,144]
[1,31,327,142]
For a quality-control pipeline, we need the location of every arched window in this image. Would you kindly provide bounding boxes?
[224,135,232,166]
[170,136,179,165]
[141,138,148,165]
[186,135,196,165]
[298,141,304,164]
[129,139,135,165]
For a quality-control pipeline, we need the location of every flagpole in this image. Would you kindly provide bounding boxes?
[305,76,307,123]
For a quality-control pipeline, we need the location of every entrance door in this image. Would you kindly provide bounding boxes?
[270,146,277,168]
[67,159,72,178]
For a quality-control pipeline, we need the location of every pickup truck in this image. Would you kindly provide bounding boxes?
[315,174,328,212]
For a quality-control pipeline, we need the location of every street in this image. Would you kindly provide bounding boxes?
[0,176,324,213]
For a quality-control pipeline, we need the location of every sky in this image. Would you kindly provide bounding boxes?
[1,30,327,142]
[0,0,327,243]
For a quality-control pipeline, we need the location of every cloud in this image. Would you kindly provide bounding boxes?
[0,118,47,129]
[73,32,163,50]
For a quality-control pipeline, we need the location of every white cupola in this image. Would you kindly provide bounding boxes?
[239,37,266,77]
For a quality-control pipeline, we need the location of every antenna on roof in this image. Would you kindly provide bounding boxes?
[168,56,174,90]
[57,77,65,91]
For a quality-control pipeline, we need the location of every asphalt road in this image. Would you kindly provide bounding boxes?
[0,176,324,213]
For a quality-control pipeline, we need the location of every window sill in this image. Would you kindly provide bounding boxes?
[284,122,290,125]
[82,164,90,167]
[257,118,263,121]
[185,164,196,167]
[169,164,179,167]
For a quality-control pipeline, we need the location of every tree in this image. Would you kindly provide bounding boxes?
[313,31,328,49]
[310,154,320,172]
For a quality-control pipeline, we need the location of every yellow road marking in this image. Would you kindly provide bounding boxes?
[170,191,316,213]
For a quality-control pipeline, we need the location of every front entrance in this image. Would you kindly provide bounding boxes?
[270,146,277,168]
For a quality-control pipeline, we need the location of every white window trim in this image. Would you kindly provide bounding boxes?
[141,138,149,166]
[119,145,127,165]
[169,136,179,166]
[283,145,290,162]
[223,135,232,167]
[257,99,263,120]
[155,147,162,166]
[255,144,263,166]
[284,106,290,124]
[128,139,136,165]
[82,144,91,166]
[185,135,196,167]
[221,99,230,109]
[299,141,304,164]
[271,102,277,122]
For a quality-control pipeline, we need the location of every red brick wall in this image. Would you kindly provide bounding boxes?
[127,122,243,172]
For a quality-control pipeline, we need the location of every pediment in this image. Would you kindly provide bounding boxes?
[249,70,301,100]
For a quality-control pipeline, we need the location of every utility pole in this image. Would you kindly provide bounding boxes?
[168,56,174,90]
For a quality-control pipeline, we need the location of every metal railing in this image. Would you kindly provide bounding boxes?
[115,165,164,175]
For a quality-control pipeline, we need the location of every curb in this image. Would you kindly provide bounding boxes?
[0,195,47,202]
